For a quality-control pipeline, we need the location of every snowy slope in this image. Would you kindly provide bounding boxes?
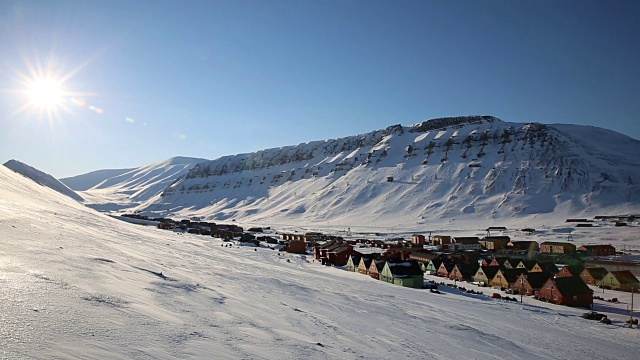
[136,116,640,230]
[3,159,84,202]
[70,156,208,212]
[1,162,639,359]
[61,168,135,191]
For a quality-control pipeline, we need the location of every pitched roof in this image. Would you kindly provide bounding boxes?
[582,267,608,280]
[501,268,528,283]
[372,259,386,272]
[520,272,552,289]
[322,243,342,252]
[538,262,560,274]
[327,245,351,254]
[562,265,585,276]
[478,266,501,279]
[519,260,539,270]
[504,258,520,268]
[610,270,640,284]
[359,257,373,268]
[387,259,424,277]
[455,263,480,277]
[553,276,592,296]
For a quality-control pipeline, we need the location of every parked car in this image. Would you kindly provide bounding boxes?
[581,311,605,320]
[506,288,519,295]
[491,293,502,299]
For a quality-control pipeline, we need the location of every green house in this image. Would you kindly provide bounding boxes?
[601,270,640,292]
[425,259,442,275]
[380,259,424,288]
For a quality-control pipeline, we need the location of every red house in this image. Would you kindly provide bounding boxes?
[437,261,456,278]
[579,267,608,286]
[556,265,585,278]
[368,259,386,280]
[577,245,616,256]
[325,244,358,266]
[536,276,593,308]
[513,272,552,296]
[449,263,480,282]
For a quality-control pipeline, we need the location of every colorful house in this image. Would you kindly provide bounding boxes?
[449,263,480,282]
[346,255,361,272]
[479,236,510,250]
[601,270,640,292]
[380,259,424,288]
[577,245,616,256]
[490,268,527,289]
[424,259,442,275]
[513,272,552,296]
[556,265,585,278]
[508,240,539,252]
[358,257,374,275]
[436,261,456,278]
[284,240,307,254]
[579,267,608,286]
[540,241,576,254]
[536,276,593,308]
[368,259,386,280]
[473,266,501,286]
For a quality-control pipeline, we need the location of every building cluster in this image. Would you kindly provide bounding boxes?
[146,217,640,308]
[313,240,425,289]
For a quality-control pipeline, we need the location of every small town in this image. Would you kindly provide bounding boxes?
[122,213,640,324]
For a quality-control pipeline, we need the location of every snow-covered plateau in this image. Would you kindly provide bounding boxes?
[2,142,640,358]
[62,116,640,231]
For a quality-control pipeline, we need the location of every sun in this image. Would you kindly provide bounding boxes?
[27,77,64,109]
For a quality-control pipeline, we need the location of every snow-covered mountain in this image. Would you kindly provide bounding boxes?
[134,116,640,229]
[61,168,135,191]
[2,149,639,359]
[4,159,84,202]
[64,156,207,212]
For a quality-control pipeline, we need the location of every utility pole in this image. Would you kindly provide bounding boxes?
[630,287,635,328]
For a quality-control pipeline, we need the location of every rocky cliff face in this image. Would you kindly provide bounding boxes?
[130,116,640,228]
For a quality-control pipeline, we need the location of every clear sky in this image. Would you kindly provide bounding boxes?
[1,0,639,179]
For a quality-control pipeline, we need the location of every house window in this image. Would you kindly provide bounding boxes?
[520,279,525,284]
[553,295,558,301]
[546,285,554,290]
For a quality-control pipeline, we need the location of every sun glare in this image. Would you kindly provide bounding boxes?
[5,52,105,129]
[27,77,64,109]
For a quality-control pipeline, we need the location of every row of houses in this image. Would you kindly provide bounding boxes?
[409,233,617,256]
[420,254,640,307]
[346,255,425,288]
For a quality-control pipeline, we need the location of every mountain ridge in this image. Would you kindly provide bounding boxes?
[123,116,640,229]
[3,159,84,202]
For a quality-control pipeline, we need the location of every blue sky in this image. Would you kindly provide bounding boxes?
[1,0,639,178]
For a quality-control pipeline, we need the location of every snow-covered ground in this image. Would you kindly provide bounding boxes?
[1,160,639,359]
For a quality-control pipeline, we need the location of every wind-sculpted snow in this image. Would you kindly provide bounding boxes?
[3,159,84,202]
[1,165,639,359]
[136,117,640,228]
